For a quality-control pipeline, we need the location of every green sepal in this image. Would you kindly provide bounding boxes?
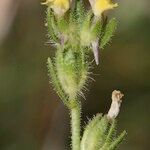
[68,10,80,48]
[69,9,77,25]
[81,11,93,30]
[77,47,89,91]
[105,120,117,143]
[100,18,117,49]
[80,11,93,46]
[76,1,85,25]
[100,120,117,149]
[91,19,102,41]
[108,130,127,150]
[57,16,68,34]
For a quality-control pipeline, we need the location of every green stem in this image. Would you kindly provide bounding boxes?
[70,100,81,150]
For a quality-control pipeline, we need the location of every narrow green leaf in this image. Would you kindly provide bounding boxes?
[47,57,69,107]
[100,18,117,49]
[46,8,58,43]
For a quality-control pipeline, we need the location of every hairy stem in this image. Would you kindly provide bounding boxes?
[70,100,81,150]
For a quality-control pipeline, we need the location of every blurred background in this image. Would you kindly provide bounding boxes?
[0,0,150,149]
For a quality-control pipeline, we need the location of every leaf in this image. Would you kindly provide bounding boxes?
[47,57,69,107]
[46,8,58,43]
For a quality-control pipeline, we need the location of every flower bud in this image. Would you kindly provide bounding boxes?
[81,114,109,150]
[81,114,126,150]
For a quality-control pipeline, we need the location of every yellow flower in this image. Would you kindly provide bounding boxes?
[42,0,71,16]
[89,0,118,17]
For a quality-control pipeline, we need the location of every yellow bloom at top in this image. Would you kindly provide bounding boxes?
[42,0,71,16]
[89,0,118,17]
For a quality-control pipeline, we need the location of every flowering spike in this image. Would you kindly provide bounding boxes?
[42,0,127,149]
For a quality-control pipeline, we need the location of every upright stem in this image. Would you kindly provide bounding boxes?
[70,100,81,150]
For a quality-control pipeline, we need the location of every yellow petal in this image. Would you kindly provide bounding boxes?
[53,0,69,10]
[92,0,118,16]
[52,0,70,16]
[42,0,70,16]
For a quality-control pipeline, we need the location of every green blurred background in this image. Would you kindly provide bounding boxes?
[0,0,150,149]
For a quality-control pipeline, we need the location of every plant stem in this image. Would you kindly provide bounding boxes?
[70,100,81,150]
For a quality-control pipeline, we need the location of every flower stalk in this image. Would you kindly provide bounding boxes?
[70,99,81,150]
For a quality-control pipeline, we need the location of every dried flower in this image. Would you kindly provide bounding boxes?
[107,90,124,120]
